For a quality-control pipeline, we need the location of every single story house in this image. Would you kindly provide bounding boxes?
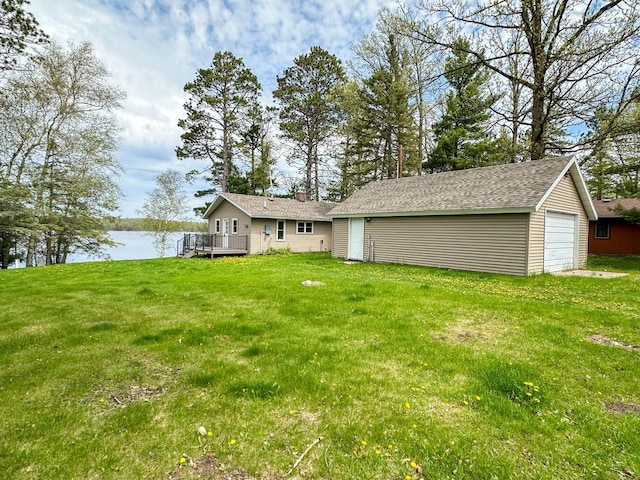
[327,156,597,276]
[589,198,640,255]
[202,192,335,255]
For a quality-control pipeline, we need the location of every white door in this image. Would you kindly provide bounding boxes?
[222,218,230,248]
[348,217,365,261]
[544,211,577,272]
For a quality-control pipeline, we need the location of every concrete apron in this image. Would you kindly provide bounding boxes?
[551,270,628,278]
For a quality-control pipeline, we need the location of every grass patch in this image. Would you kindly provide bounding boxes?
[1,253,639,479]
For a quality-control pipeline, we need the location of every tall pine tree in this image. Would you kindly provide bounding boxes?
[347,34,419,185]
[426,38,500,172]
[273,46,346,201]
[177,51,261,195]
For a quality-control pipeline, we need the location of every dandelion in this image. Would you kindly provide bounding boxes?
[463,400,469,406]
[406,476,412,480]
[410,461,417,468]
[288,409,295,415]
[526,392,532,397]
[524,381,534,387]
[534,386,540,392]
[99,398,105,403]
[533,398,540,403]
[388,444,393,449]
[405,402,411,409]
[475,396,481,401]
[179,457,186,464]
[207,431,212,436]
[230,439,237,445]
[412,424,417,429]
[361,440,367,446]
[375,449,381,455]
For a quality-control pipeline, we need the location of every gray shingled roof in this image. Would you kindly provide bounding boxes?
[328,156,593,217]
[593,198,640,218]
[204,192,336,221]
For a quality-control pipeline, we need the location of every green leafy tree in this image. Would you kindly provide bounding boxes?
[0,0,48,72]
[426,38,501,172]
[138,170,190,257]
[0,41,124,267]
[586,98,640,200]
[273,46,346,201]
[359,10,447,174]
[411,0,640,161]
[614,204,640,224]
[240,104,277,195]
[347,34,419,184]
[177,51,261,195]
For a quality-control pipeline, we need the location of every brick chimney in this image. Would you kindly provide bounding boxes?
[295,191,306,202]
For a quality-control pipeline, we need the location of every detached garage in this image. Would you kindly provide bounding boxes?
[328,156,597,276]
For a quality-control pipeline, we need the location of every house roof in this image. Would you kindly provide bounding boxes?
[203,192,336,221]
[328,156,597,220]
[593,198,640,218]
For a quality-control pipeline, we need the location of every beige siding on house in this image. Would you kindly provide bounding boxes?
[208,200,331,255]
[528,176,588,274]
[248,219,332,254]
[207,200,252,239]
[332,219,349,259]
[357,214,530,276]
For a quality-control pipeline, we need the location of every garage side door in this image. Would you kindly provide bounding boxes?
[348,217,364,261]
[544,212,577,272]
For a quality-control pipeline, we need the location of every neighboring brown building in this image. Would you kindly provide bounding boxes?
[202,192,335,255]
[328,156,597,276]
[589,198,640,255]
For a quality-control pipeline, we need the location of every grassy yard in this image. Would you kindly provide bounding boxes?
[0,253,639,480]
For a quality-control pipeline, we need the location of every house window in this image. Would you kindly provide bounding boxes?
[214,218,221,234]
[297,221,313,234]
[232,218,238,234]
[276,220,286,241]
[595,222,610,239]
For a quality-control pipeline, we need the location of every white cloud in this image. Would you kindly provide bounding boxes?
[28,0,398,216]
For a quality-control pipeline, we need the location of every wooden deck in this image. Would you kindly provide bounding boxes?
[178,234,248,258]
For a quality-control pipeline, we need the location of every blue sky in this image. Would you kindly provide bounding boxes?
[28,0,399,218]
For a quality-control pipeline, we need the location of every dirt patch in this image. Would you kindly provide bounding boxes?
[605,402,640,416]
[93,384,164,408]
[589,334,640,352]
[165,454,282,480]
[434,319,503,345]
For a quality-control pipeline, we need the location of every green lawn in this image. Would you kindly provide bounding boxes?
[1,253,639,480]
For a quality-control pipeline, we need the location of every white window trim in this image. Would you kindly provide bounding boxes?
[232,218,239,235]
[276,219,286,241]
[214,218,221,234]
[296,221,314,234]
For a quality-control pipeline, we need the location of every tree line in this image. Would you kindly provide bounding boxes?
[2,0,639,268]
[0,1,127,268]
[176,3,640,211]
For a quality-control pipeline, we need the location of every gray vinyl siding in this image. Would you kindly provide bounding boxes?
[359,214,530,276]
[528,176,588,274]
[332,219,349,259]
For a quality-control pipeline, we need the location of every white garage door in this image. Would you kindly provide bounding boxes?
[544,212,577,272]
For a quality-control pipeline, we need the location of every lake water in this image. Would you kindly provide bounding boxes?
[11,231,188,267]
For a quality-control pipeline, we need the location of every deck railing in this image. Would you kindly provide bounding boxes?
[177,233,248,256]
